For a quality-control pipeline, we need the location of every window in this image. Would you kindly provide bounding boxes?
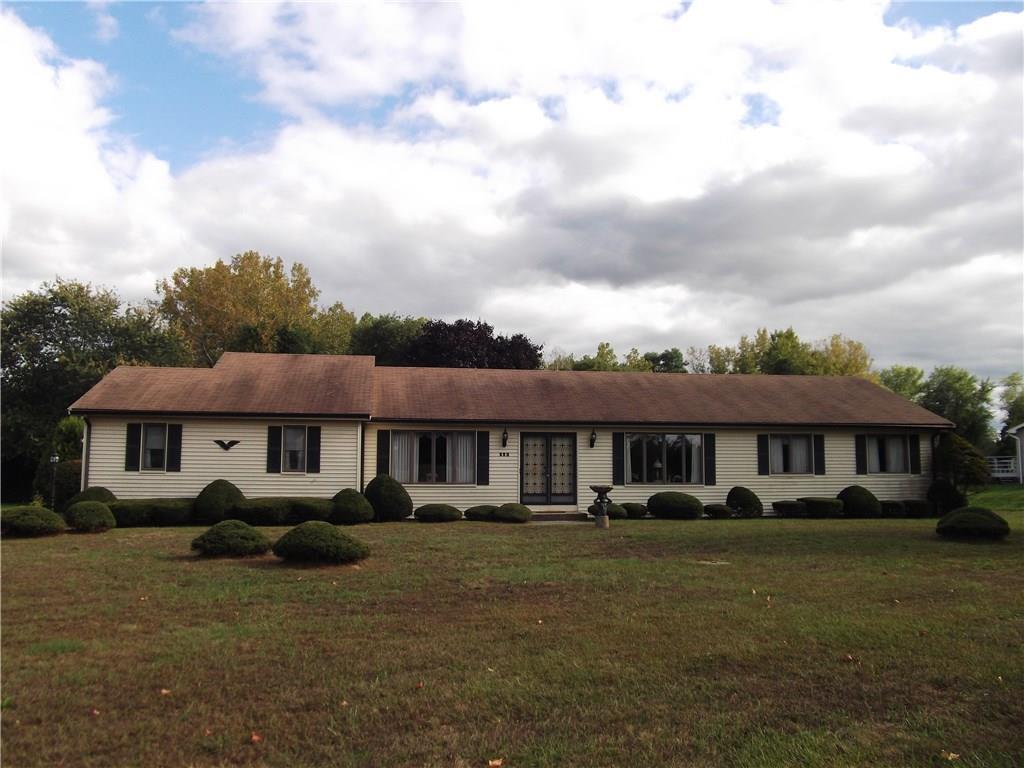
[867,435,909,473]
[626,433,703,484]
[770,434,812,474]
[391,431,476,484]
[142,423,167,470]
[283,426,307,472]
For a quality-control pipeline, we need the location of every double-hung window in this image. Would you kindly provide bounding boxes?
[626,433,703,484]
[867,435,909,473]
[391,430,476,484]
[282,426,307,473]
[769,434,813,474]
[142,423,168,471]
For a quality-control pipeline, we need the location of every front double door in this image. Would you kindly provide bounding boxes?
[521,432,577,505]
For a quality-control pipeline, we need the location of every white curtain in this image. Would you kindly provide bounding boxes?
[450,432,476,483]
[790,435,811,473]
[770,436,785,473]
[886,436,906,472]
[867,436,882,473]
[391,431,416,483]
[687,434,703,483]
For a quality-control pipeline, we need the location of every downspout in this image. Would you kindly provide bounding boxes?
[1011,429,1022,486]
[79,415,92,492]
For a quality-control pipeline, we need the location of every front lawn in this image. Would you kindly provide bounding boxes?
[2,508,1022,767]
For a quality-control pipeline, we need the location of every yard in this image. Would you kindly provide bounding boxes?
[2,489,1022,767]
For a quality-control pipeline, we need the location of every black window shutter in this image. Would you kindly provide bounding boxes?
[756,434,770,475]
[703,433,716,485]
[909,434,921,474]
[855,435,867,475]
[125,423,141,471]
[813,434,826,475]
[376,429,391,476]
[166,424,182,472]
[476,431,489,485]
[267,426,282,473]
[306,426,321,473]
[612,432,625,485]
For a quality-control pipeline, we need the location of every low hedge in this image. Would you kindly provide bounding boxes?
[622,502,648,519]
[330,489,375,525]
[798,497,844,518]
[465,504,498,522]
[195,480,245,524]
[647,492,702,520]
[1,506,67,537]
[233,498,291,526]
[837,485,881,518]
[902,499,930,518]
[928,479,967,517]
[726,486,763,518]
[587,503,627,519]
[365,474,413,522]
[772,500,806,518]
[109,499,193,527]
[494,503,532,523]
[936,507,1010,541]
[414,504,462,523]
[65,486,117,510]
[191,520,271,557]
[880,500,905,518]
[704,503,733,520]
[286,498,332,524]
[272,521,370,564]
[66,501,116,532]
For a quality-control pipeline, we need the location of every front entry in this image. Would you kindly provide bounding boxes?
[521,432,577,505]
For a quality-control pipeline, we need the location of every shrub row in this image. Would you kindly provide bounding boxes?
[192,519,369,563]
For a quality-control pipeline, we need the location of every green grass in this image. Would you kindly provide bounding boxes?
[2,492,1022,767]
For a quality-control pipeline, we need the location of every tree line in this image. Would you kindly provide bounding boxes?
[2,251,1019,501]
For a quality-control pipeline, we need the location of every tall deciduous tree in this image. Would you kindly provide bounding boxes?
[993,372,1024,455]
[349,313,426,365]
[879,364,926,401]
[919,366,995,449]
[643,348,687,373]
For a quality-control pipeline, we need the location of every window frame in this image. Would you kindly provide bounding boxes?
[625,432,704,485]
[140,422,169,472]
[768,433,815,475]
[391,429,477,485]
[281,424,308,474]
[866,433,911,474]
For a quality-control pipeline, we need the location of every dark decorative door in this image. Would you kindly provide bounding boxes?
[520,433,576,505]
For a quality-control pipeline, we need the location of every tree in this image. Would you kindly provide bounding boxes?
[759,328,816,374]
[490,333,544,369]
[919,366,995,449]
[934,433,991,492]
[1,279,186,501]
[993,372,1024,455]
[349,313,426,365]
[410,319,499,368]
[643,348,687,373]
[573,342,620,371]
[879,365,926,402]
[312,302,356,354]
[621,348,654,372]
[811,334,874,377]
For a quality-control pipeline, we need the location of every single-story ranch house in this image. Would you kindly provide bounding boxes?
[69,352,952,512]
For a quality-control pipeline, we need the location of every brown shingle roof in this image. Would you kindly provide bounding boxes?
[69,353,951,428]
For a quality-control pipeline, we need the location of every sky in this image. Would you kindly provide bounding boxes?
[1,1,1022,379]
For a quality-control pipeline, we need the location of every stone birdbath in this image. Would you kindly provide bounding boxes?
[589,484,613,529]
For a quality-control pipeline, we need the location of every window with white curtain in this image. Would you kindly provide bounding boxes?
[282,425,307,472]
[142,423,167,470]
[391,430,476,483]
[769,434,812,474]
[626,433,703,484]
[867,435,909,473]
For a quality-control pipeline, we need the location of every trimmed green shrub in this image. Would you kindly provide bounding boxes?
[330,489,375,525]
[414,504,462,522]
[233,498,291,526]
[928,479,967,517]
[798,497,844,518]
[287,498,332,524]
[65,486,117,510]
[109,500,152,527]
[726,486,763,518]
[494,503,532,523]
[837,485,882,518]
[587,503,627,519]
[195,480,245,524]
[66,501,116,532]
[109,499,192,527]
[191,520,271,557]
[622,502,648,519]
[704,503,733,520]
[364,474,413,522]
[647,492,702,520]
[936,507,1010,541]
[272,521,370,564]
[1,506,67,537]
[902,499,930,519]
[465,504,498,522]
[772,500,807,518]
[880,500,905,518]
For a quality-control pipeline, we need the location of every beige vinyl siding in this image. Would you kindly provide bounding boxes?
[86,416,360,499]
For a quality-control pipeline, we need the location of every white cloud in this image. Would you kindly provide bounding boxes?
[87,1,119,43]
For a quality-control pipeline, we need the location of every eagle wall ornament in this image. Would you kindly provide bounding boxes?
[214,440,240,451]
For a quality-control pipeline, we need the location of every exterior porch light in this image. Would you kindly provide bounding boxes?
[589,429,597,448]
[501,428,509,447]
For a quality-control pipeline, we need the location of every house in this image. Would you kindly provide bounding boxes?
[68,352,952,511]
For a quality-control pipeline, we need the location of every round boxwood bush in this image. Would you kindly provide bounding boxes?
[494,503,532,523]
[928,479,967,517]
[726,486,763,518]
[272,521,370,564]
[364,474,413,522]
[465,504,498,522]
[647,491,702,520]
[330,489,375,525]
[798,497,845,518]
[191,520,271,557]
[195,479,245,524]
[902,499,930,519]
[66,501,116,532]
[837,485,882,518]
[704,503,733,520]
[1,506,67,537]
[936,507,1010,541]
[414,503,463,522]
[587,503,627,519]
[772,500,807,518]
[880,500,906,518]
[65,486,117,510]
[622,502,648,519]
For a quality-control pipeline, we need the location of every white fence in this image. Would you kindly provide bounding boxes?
[986,456,1020,482]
